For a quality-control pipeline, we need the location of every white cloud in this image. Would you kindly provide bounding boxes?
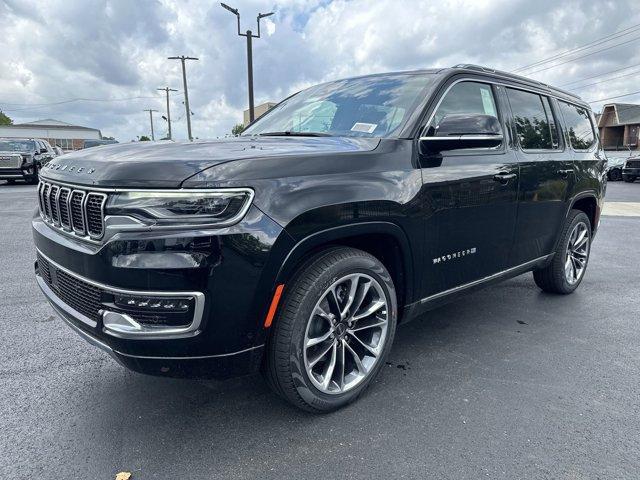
[0,0,638,141]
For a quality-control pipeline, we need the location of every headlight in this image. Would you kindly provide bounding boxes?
[105,188,254,227]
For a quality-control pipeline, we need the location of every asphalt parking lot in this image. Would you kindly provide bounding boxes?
[2,180,639,479]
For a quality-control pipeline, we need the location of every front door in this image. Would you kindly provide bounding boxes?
[417,80,520,300]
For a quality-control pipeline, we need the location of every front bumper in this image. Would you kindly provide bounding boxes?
[0,167,33,180]
[33,204,295,379]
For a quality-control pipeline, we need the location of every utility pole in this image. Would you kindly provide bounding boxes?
[220,3,274,123]
[157,86,178,140]
[143,109,158,140]
[168,55,199,141]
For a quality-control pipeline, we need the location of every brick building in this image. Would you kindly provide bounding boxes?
[597,103,640,151]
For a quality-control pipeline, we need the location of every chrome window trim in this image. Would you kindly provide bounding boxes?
[418,76,591,148]
[36,248,206,340]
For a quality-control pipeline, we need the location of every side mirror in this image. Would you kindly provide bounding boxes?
[420,114,503,153]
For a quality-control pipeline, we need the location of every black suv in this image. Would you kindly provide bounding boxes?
[33,65,605,412]
[0,138,55,184]
[622,156,640,182]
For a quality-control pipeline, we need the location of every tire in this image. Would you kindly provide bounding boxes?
[623,176,636,183]
[609,169,622,181]
[28,164,39,185]
[5,179,15,185]
[533,210,591,294]
[264,247,397,413]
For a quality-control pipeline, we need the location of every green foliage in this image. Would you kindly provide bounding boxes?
[231,123,245,136]
[139,135,151,141]
[0,110,13,126]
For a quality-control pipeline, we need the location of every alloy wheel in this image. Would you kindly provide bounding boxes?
[565,221,589,285]
[303,273,389,394]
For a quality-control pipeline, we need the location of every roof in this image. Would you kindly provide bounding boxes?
[16,119,74,127]
[599,103,640,127]
[3,118,100,132]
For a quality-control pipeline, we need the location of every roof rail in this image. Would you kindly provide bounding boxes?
[451,64,582,101]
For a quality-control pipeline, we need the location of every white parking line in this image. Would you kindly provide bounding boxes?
[602,202,640,217]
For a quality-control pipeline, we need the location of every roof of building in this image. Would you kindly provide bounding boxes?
[7,118,100,132]
[599,103,640,127]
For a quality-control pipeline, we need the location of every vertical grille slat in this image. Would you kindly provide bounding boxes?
[58,188,71,229]
[85,193,107,238]
[38,182,107,241]
[49,185,60,224]
[42,183,51,219]
[70,190,86,235]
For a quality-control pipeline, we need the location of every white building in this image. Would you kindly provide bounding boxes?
[243,102,276,126]
[0,119,102,151]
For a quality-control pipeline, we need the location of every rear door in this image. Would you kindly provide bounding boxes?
[417,79,520,299]
[504,87,574,265]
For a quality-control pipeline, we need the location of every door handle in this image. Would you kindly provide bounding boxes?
[493,172,517,184]
[557,169,573,177]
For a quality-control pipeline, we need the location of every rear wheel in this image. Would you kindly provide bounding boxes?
[623,176,636,183]
[264,247,397,413]
[533,210,591,294]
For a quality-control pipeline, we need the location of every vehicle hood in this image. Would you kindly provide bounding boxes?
[38,137,380,188]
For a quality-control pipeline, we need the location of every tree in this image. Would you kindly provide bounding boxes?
[231,123,244,136]
[138,135,151,141]
[0,110,13,126]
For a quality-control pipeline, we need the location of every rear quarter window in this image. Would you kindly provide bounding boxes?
[558,102,596,151]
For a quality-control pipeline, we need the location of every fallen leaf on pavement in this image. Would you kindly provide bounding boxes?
[115,472,132,480]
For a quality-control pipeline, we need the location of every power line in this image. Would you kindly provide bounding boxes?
[524,35,640,75]
[0,95,163,111]
[588,90,640,103]
[568,68,640,91]
[559,62,640,87]
[513,22,640,73]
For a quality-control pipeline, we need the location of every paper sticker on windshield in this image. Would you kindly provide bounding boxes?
[351,122,377,134]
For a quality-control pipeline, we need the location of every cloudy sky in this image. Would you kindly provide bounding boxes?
[1,0,639,141]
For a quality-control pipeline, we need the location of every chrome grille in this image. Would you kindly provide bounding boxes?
[0,155,22,168]
[38,181,107,241]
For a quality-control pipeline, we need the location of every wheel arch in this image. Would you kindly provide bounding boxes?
[276,222,415,321]
[569,192,599,233]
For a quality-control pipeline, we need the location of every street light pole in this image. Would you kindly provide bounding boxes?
[143,109,158,140]
[168,55,199,141]
[220,3,274,123]
[157,87,178,140]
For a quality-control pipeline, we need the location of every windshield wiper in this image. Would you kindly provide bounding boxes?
[257,131,332,137]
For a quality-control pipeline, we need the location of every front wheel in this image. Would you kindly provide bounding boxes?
[533,210,591,294]
[608,169,622,181]
[264,247,397,413]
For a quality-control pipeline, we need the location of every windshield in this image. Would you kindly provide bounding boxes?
[242,73,433,138]
[0,140,36,152]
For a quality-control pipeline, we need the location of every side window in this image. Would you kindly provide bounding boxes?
[558,102,596,150]
[428,81,499,132]
[506,88,560,151]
